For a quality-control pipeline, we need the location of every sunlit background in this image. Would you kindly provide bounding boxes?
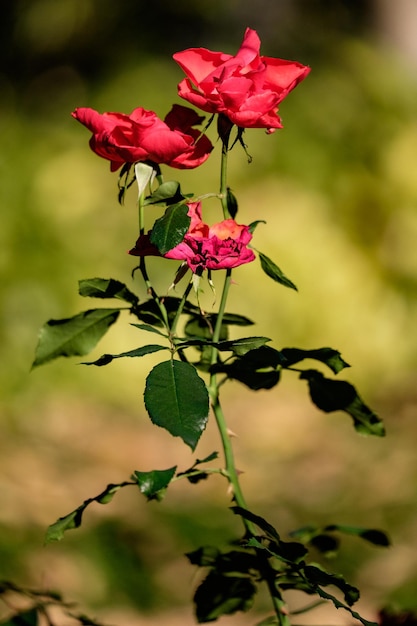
[2,1,417,624]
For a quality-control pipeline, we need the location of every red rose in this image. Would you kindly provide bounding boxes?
[164,202,255,273]
[173,28,310,133]
[72,104,213,171]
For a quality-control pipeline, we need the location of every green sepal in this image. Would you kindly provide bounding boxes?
[299,370,385,436]
[132,466,177,501]
[133,296,198,326]
[78,278,139,306]
[144,360,209,450]
[118,162,135,204]
[248,220,266,234]
[226,187,238,218]
[32,309,120,368]
[150,203,190,254]
[257,250,297,291]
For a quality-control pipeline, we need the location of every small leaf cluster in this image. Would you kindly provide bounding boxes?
[187,507,386,625]
[33,277,384,450]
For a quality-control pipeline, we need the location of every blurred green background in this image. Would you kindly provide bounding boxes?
[2,1,417,624]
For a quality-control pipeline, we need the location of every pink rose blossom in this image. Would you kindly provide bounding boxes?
[165,202,255,272]
[129,202,255,273]
[173,28,310,133]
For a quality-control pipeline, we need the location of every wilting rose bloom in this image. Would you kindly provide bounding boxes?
[173,28,310,132]
[72,104,213,171]
[129,202,255,273]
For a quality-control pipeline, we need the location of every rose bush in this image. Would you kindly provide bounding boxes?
[173,27,310,132]
[129,202,255,273]
[72,104,213,171]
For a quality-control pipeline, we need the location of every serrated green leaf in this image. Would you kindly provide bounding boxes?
[300,370,385,436]
[221,312,254,326]
[130,323,168,337]
[32,309,120,368]
[212,346,283,390]
[216,336,271,356]
[132,466,177,501]
[45,481,131,542]
[45,507,85,542]
[303,564,359,606]
[312,585,377,626]
[82,344,167,366]
[144,360,209,450]
[257,251,297,291]
[150,203,190,254]
[231,506,280,542]
[177,451,219,483]
[281,347,350,374]
[144,181,186,206]
[195,451,219,465]
[96,483,123,504]
[78,278,139,305]
[246,536,308,565]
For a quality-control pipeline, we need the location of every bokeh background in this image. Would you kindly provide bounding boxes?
[2,1,417,624]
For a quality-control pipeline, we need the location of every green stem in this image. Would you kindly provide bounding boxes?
[170,275,194,339]
[219,133,231,220]
[136,190,169,329]
[209,269,252,524]
[209,271,289,626]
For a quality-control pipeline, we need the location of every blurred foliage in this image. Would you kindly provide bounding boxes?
[2,1,417,624]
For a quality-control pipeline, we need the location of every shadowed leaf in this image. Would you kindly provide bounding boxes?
[33,309,120,368]
[194,572,256,622]
[281,347,350,374]
[300,370,385,436]
[78,278,139,305]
